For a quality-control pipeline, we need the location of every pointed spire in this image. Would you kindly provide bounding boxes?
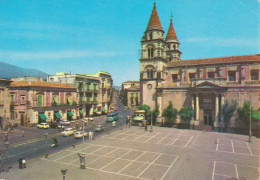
[146,2,163,31]
[165,15,178,41]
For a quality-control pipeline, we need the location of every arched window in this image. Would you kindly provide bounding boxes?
[147,47,154,58]
[149,32,153,40]
[147,69,150,79]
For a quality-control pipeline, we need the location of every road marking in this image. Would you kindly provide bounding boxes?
[246,142,253,156]
[160,155,179,180]
[157,134,171,144]
[137,154,161,178]
[184,136,193,147]
[235,164,239,179]
[231,140,235,153]
[169,134,182,145]
[117,151,145,174]
[100,148,129,170]
[212,161,216,180]
[145,132,161,142]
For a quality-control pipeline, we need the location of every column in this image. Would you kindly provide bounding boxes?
[191,95,195,120]
[196,94,199,120]
[215,95,219,122]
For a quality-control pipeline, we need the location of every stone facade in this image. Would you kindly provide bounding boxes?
[0,78,12,129]
[9,81,77,125]
[47,71,113,116]
[139,3,260,130]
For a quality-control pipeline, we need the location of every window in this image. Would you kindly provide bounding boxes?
[149,32,153,40]
[20,95,25,105]
[157,49,160,57]
[251,70,259,80]
[148,47,154,58]
[172,74,178,82]
[189,73,195,81]
[157,72,161,79]
[150,70,154,79]
[228,71,236,81]
[11,95,14,103]
[37,96,42,107]
[208,72,215,79]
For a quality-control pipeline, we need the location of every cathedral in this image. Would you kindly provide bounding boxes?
[139,3,260,130]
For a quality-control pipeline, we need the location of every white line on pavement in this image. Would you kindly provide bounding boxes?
[231,140,235,153]
[246,142,253,156]
[137,154,161,178]
[184,136,194,147]
[211,161,216,180]
[235,164,239,179]
[161,156,179,180]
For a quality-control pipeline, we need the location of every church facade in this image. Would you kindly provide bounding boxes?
[139,3,260,130]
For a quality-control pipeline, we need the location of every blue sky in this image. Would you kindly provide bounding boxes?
[0,0,259,86]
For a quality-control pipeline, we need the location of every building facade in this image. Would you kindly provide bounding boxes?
[9,81,77,125]
[139,3,260,130]
[47,71,113,116]
[121,81,140,109]
[0,78,12,129]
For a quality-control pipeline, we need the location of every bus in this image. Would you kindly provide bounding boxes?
[106,111,119,122]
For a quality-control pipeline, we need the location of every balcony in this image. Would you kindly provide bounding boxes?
[33,103,78,111]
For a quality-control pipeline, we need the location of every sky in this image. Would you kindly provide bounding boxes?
[0,0,259,86]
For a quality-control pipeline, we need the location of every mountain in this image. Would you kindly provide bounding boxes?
[0,62,48,79]
[113,85,121,89]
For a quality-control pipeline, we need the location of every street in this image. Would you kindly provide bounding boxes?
[0,93,134,172]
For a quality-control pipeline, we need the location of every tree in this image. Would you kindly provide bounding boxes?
[179,106,194,122]
[137,104,151,119]
[237,101,258,126]
[148,105,159,125]
[162,101,178,123]
[221,100,237,132]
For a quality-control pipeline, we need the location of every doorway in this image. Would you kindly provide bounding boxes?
[20,113,24,126]
[203,109,212,126]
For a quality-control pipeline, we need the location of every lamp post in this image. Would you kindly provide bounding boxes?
[61,167,67,180]
[44,133,48,158]
[150,112,153,132]
[81,118,86,169]
[120,116,123,130]
[4,141,9,172]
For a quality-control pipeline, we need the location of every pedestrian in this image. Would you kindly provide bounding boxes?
[22,130,24,137]
[144,121,147,131]
[18,158,23,169]
[75,123,79,130]
[89,131,93,140]
[22,159,26,168]
[4,132,8,141]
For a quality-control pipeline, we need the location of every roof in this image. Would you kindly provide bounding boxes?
[0,78,12,83]
[168,54,260,67]
[146,3,163,31]
[126,86,140,91]
[165,19,178,41]
[10,81,76,89]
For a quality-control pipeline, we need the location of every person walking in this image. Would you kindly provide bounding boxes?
[22,158,26,168]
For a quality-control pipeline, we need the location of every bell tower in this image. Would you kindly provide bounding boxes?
[139,2,168,109]
[165,14,181,61]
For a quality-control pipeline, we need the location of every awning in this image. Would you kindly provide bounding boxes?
[67,97,72,105]
[67,111,74,116]
[54,112,61,118]
[39,113,47,120]
[79,110,83,114]
[53,96,60,105]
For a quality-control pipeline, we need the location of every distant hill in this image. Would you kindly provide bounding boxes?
[0,62,48,79]
[113,85,121,89]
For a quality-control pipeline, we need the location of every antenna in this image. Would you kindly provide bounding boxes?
[170,11,173,19]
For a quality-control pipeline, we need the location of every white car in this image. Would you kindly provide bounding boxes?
[59,120,71,125]
[37,123,49,129]
[74,131,88,138]
[61,128,75,136]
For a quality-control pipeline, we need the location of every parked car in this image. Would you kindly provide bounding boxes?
[61,128,75,136]
[49,123,58,128]
[59,120,71,125]
[74,131,88,139]
[36,123,49,129]
[95,125,105,132]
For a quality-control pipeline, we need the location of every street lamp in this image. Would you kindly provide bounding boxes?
[80,118,86,169]
[249,88,252,142]
[150,112,153,132]
[44,133,48,158]
[4,141,9,172]
[120,116,123,130]
[61,167,67,180]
